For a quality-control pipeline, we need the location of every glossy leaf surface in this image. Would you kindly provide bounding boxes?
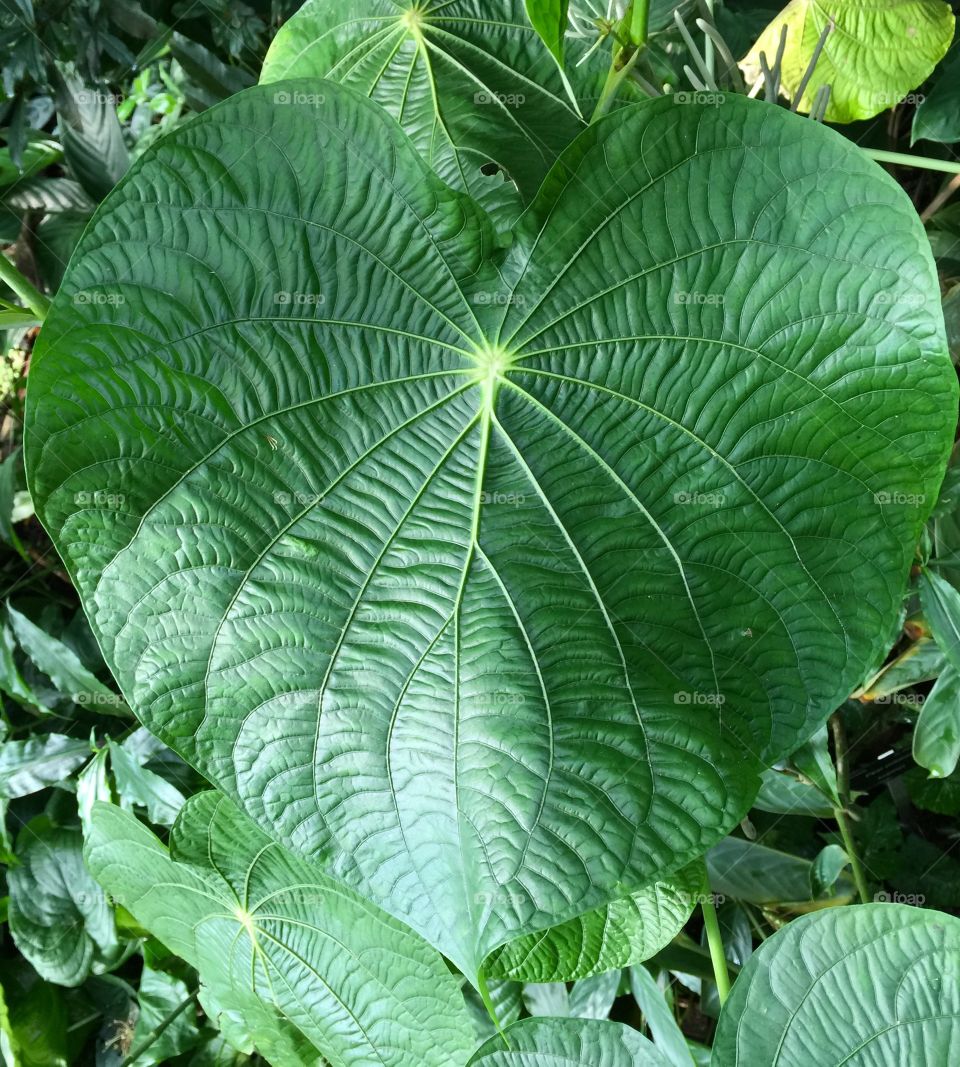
[85,795,475,1067]
[25,82,954,976]
[712,904,960,1065]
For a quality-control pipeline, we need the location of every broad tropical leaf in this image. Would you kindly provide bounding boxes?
[468,1016,671,1065]
[8,820,121,987]
[84,794,475,1067]
[741,0,955,122]
[712,904,960,1065]
[260,0,621,221]
[25,83,954,977]
[485,865,700,981]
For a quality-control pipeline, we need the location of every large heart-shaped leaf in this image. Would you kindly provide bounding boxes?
[712,904,960,1065]
[741,0,955,122]
[260,0,620,221]
[85,794,475,1067]
[468,1017,671,1065]
[25,82,954,977]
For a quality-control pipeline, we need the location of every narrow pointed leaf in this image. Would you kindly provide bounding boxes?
[25,84,954,976]
[712,904,960,1065]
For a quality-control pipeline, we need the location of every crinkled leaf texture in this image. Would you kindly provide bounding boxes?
[84,794,475,1067]
[25,82,955,977]
[485,864,701,982]
[468,1016,672,1065]
[712,904,960,1065]
[260,0,621,221]
[741,0,955,122]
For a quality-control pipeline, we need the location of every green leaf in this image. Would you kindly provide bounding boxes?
[0,621,50,714]
[486,865,699,981]
[912,664,960,778]
[128,967,199,1066]
[108,739,185,825]
[522,982,570,1016]
[920,569,960,673]
[525,0,570,65]
[707,837,856,910]
[260,0,622,221]
[789,726,840,808]
[912,44,960,144]
[8,819,121,987]
[741,0,955,122]
[56,75,130,201]
[712,904,960,1065]
[2,177,96,213]
[629,966,694,1067]
[809,843,849,898]
[468,1016,672,1065]
[0,972,68,1067]
[25,84,954,977]
[7,604,127,716]
[752,767,835,817]
[568,969,620,1019]
[0,733,90,798]
[85,795,475,1067]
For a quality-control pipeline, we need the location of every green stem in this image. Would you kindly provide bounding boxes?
[829,711,871,905]
[477,970,505,1038]
[591,0,650,122]
[835,804,871,905]
[628,0,650,46]
[0,252,49,321]
[700,870,731,1005]
[120,991,197,1067]
[865,149,960,176]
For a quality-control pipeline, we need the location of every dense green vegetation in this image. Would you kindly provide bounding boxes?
[2,1,960,1064]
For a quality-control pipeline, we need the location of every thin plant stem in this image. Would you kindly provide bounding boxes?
[829,710,871,905]
[674,11,717,90]
[790,21,831,111]
[700,866,732,1005]
[120,991,197,1067]
[866,148,960,176]
[922,172,960,221]
[0,252,49,321]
